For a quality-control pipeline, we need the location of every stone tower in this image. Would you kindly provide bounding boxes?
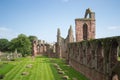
[68,25,74,42]
[75,8,95,42]
[32,40,37,56]
[57,28,61,45]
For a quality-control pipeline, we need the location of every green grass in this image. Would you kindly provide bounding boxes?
[0,63,14,75]
[0,56,88,80]
[118,57,120,61]
[52,58,88,80]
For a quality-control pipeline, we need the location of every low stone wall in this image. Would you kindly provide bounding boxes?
[68,36,120,80]
[0,52,22,61]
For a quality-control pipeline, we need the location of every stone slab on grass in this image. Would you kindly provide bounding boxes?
[62,75,69,80]
[21,72,29,75]
[58,71,65,74]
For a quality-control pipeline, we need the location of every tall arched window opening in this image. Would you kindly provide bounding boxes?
[83,23,88,40]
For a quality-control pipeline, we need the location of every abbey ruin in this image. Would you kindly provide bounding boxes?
[32,8,120,80]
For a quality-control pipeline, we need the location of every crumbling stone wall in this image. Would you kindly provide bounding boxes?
[32,40,48,56]
[75,8,95,42]
[32,39,57,57]
[56,26,74,59]
[55,8,120,80]
[47,44,57,58]
[68,37,120,80]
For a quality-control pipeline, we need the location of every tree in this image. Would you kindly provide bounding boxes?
[0,38,9,52]
[10,34,31,56]
[28,35,38,43]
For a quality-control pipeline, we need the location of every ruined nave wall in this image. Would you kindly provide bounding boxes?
[68,36,120,80]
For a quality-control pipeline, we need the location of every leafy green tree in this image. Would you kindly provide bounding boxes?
[28,35,38,43]
[0,38,10,52]
[10,34,31,56]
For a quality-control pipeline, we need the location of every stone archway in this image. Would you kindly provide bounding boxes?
[83,23,88,40]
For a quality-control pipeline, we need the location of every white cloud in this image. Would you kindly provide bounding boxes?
[107,26,120,30]
[0,27,18,40]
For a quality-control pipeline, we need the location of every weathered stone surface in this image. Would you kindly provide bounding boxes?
[58,71,65,74]
[62,75,69,80]
[54,63,59,68]
[32,40,48,56]
[75,8,95,42]
[56,26,74,59]
[31,8,120,80]
[26,64,32,68]
[21,72,29,75]
[57,67,62,71]
[68,37,120,80]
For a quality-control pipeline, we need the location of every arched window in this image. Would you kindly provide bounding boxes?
[83,23,88,40]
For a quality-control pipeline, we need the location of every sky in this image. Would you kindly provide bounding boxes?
[0,0,120,43]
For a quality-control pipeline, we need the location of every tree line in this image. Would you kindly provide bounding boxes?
[0,34,37,56]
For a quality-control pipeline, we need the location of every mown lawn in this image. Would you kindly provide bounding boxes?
[51,58,88,80]
[0,63,14,75]
[0,56,88,80]
[118,57,120,61]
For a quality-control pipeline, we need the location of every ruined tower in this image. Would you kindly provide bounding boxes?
[57,28,61,45]
[68,25,74,42]
[75,8,95,42]
[56,28,62,58]
[32,40,38,56]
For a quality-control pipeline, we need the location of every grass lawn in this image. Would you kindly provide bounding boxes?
[0,63,14,75]
[118,57,120,61]
[51,58,88,80]
[0,56,88,80]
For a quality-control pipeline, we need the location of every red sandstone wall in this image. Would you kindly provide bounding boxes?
[75,19,95,42]
[68,37,120,80]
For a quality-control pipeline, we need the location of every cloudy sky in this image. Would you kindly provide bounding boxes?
[0,0,120,42]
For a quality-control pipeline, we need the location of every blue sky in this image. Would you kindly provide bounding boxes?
[0,0,120,42]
